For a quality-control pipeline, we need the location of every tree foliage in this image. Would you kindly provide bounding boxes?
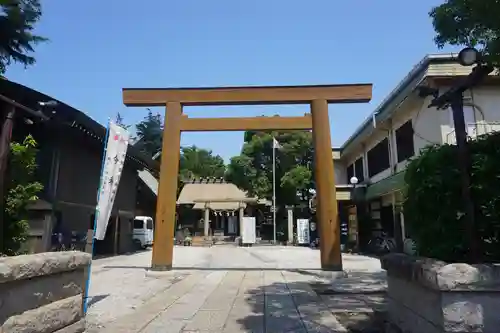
[225,130,314,206]
[0,0,47,74]
[132,112,226,196]
[430,0,500,66]
[179,145,226,181]
[134,110,163,157]
[404,132,500,262]
[2,135,43,256]
[115,113,131,130]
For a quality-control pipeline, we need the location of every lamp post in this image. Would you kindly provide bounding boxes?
[427,47,493,264]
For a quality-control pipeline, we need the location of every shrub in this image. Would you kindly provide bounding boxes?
[2,135,43,256]
[404,131,500,263]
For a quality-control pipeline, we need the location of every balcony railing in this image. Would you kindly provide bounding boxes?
[445,122,500,144]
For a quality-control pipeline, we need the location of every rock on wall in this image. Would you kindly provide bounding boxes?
[0,251,91,333]
[381,253,500,333]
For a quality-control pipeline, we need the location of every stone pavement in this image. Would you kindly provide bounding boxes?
[86,246,386,333]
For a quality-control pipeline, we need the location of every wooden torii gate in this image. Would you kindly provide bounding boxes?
[122,84,372,271]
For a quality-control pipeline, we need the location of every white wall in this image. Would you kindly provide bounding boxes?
[340,84,500,186]
[334,160,347,185]
[392,95,443,173]
[341,95,443,183]
[441,86,500,143]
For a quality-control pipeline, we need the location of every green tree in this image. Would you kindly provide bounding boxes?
[2,135,43,256]
[179,145,226,181]
[404,132,500,263]
[0,0,47,74]
[226,130,314,206]
[430,0,500,66]
[134,110,163,157]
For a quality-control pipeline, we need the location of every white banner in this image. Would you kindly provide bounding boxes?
[94,122,130,240]
[297,219,310,244]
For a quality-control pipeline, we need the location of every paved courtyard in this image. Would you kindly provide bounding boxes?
[86,246,386,332]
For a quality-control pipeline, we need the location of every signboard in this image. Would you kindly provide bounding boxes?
[242,217,256,244]
[297,219,310,244]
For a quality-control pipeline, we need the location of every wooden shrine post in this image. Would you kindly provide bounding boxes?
[122,84,372,271]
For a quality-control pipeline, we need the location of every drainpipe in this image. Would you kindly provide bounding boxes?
[387,119,404,252]
[357,143,370,251]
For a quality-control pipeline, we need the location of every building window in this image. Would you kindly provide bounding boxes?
[395,120,415,162]
[367,138,390,177]
[354,158,364,182]
[347,164,354,182]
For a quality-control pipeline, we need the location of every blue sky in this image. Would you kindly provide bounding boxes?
[6,0,459,162]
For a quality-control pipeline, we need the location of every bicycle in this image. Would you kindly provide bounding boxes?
[367,232,396,255]
[51,232,67,251]
[69,232,87,251]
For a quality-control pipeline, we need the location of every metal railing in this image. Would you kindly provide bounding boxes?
[446,122,500,144]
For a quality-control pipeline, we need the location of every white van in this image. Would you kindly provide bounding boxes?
[132,216,154,249]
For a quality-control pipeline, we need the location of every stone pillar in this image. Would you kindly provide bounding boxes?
[239,206,244,236]
[204,207,210,237]
[41,212,54,252]
[151,102,182,271]
[311,99,342,271]
[286,206,294,244]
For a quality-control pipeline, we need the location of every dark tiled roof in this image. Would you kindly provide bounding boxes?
[0,78,159,172]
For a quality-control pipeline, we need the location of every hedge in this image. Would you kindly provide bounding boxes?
[404,131,500,263]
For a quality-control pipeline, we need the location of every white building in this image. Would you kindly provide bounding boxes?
[337,53,500,242]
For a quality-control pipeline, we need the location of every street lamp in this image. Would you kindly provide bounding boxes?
[457,47,481,67]
[426,47,494,263]
[350,176,359,187]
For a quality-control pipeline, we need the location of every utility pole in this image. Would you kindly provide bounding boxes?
[427,49,493,263]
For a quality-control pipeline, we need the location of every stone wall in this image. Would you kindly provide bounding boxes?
[381,253,500,333]
[0,251,91,333]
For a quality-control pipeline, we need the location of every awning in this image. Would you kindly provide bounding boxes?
[365,171,406,200]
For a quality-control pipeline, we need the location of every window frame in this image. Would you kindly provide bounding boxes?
[395,120,415,163]
[367,138,390,178]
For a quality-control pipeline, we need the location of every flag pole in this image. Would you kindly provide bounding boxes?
[83,118,111,315]
[272,138,276,244]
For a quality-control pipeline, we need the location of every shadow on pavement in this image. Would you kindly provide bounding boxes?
[235,272,387,332]
[101,265,351,277]
[86,294,110,309]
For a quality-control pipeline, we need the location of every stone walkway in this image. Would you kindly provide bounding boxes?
[86,246,386,332]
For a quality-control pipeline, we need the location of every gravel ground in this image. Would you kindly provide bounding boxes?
[85,246,384,331]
